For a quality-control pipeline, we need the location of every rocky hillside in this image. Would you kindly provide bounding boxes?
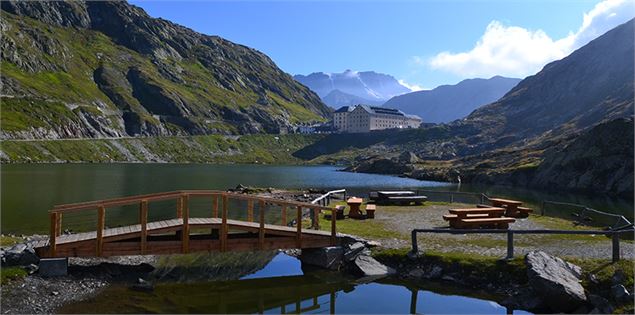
[0,1,331,139]
[293,70,411,105]
[383,76,521,123]
[312,19,635,197]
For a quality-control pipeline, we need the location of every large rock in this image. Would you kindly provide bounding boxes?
[343,242,367,262]
[525,251,587,312]
[2,242,39,266]
[350,254,395,278]
[299,247,344,270]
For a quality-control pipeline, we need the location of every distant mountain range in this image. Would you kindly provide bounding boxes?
[383,76,521,123]
[293,70,411,107]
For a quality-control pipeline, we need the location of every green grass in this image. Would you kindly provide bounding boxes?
[0,235,23,247]
[0,267,28,285]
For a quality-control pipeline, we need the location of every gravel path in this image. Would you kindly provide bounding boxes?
[369,203,634,259]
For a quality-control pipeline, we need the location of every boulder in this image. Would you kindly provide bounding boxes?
[3,243,39,266]
[343,242,367,262]
[299,246,344,270]
[525,251,587,312]
[611,284,631,303]
[588,294,613,314]
[350,254,395,278]
[424,265,443,280]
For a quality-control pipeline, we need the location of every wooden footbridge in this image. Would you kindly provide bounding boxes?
[35,190,338,258]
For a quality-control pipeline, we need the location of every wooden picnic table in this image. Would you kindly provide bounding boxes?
[347,197,364,219]
[446,207,513,229]
[489,198,523,217]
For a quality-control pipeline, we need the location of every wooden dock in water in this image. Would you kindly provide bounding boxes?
[35,190,338,258]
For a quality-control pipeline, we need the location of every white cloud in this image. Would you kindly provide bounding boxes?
[398,79,426,91]
[426,0,634,78]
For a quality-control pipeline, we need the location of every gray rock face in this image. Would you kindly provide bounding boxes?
[351,254,395,278]
[343,242,367,262]
[525,251,587,312]
[299,246,344,270]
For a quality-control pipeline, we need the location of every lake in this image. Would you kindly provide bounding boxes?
[1,163,632,234]
[58,252,533,314]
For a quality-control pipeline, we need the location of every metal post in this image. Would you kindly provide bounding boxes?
[411,230,418,255]
[506,231,514,259]
[612,233,620,262]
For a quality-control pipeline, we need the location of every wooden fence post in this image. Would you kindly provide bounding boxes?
[259,200,265,249]
[221,194,228,252]
[49,212,57,257]
[96,206,105,257]
[331,208,336,245]
[140,200,148,254]
[296,206,302,248]
[312,207,320,230]
[182,194,190,253]
[212,194,219,218]
[56,213,63,237]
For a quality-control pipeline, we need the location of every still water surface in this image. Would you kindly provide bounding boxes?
[2,163,632,233]
[59,253,533,314]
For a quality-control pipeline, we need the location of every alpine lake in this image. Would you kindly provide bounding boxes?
[2,163,632,314]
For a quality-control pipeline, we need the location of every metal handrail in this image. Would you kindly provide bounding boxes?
[311,189,346,206]
[409,228,635,262]
[541,200,632,226]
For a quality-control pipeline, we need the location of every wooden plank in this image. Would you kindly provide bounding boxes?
[259,200,265,249]
[296,206,302,248]
[247,200,254,222]
[221,194,228,252]
[183,195,190,253]
[49,212,57,257]
[96,206,105,256]
[140,200,148,254]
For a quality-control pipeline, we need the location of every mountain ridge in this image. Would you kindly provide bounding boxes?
[383,76,521,123]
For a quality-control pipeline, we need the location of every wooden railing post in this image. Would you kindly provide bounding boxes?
[182,194,190,253]
[96,205,105,257]
[56,213,63,237]
[259,200,265,249]
[247,200,254,222]
[176,194,184,239]
[330,209,336,245]
[212,194,219,218]
[49,212,57,257]
[140,200,148,254]
[221,194,228,252]
[281,205,287,226]
[296,206,302,248]
[312,207,320,230]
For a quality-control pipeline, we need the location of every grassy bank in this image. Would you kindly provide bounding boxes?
[1,134,326,164]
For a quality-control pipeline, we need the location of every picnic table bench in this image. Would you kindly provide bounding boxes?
[370,191,427,205]
[365,204,376,219]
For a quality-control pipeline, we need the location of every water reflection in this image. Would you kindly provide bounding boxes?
[60,253,532,314]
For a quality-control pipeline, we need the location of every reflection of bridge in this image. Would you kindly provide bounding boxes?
[35,191,337,258]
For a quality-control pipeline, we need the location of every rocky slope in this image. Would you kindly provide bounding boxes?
[321,89,383,107]
[0,0,331,139]
[383,76,521,123]
[293,70,411,105]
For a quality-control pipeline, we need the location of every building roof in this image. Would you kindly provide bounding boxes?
[334,106,354,113]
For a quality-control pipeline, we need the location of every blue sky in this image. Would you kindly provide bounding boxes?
[131,0,634,90]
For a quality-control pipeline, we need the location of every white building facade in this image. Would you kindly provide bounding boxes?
[333,105,421,133]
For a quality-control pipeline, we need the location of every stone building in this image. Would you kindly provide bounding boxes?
[333,105,421,133]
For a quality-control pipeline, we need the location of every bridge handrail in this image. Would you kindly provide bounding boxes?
[311,189,346,206]
[51,190,334,213]
[47,190,337,257]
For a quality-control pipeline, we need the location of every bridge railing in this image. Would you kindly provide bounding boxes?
[48,190,337,257]
[311,189,346,207]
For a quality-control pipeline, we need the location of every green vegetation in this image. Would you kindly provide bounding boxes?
[1,134,326,164]
[0,267,28,285]
[0,235,23,247]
